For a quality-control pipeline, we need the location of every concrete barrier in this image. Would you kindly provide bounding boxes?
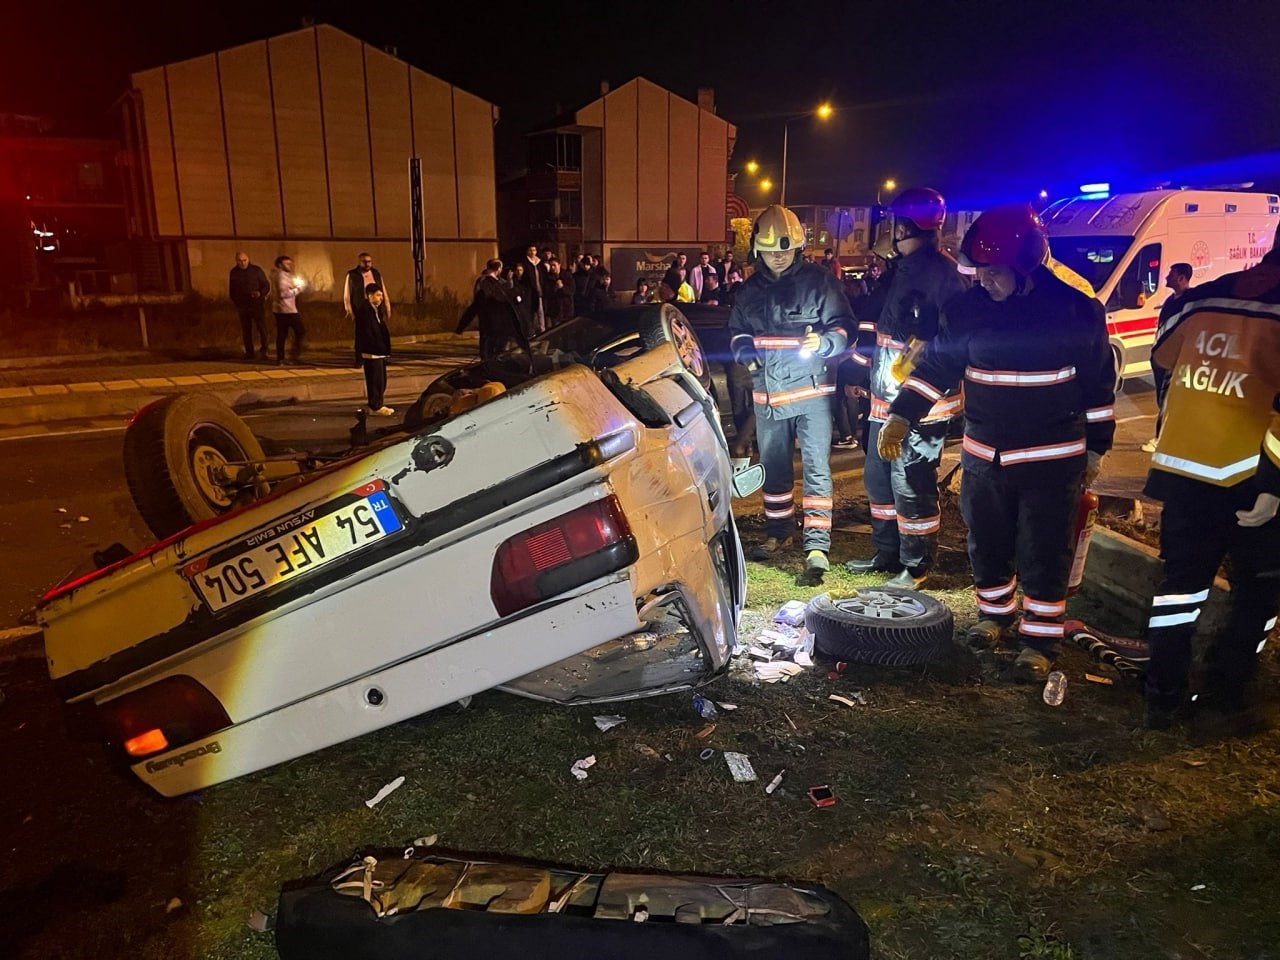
[1079,524,1231,633]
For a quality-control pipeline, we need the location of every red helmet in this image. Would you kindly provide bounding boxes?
[889,187,947,231]
[959,203,1049,275]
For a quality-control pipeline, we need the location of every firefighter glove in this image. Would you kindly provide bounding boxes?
[1236,492,1279,528]
[1085,451,1104,488]
[877,414,910,461]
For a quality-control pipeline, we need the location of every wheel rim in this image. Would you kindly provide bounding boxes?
[668,315,706,378]
[832,590,928,621]
[188,423,250,509]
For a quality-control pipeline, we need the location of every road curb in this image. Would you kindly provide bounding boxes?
[0,371,442,427]
[1079,524,1230,633]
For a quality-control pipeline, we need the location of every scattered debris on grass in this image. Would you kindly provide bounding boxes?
[724,752,757,782]
[765,769,786,794]
[569,756,596,781]
[364,776,405,808]
[246,908,271,933]
[593,715,626,732]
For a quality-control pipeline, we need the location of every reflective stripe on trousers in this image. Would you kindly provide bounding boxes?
[1144,474,1280,703]
[754,404,834,552]
[863,419,948,570]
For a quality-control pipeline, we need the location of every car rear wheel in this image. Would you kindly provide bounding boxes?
[639,304,713,393]
[123,394,266,540]
[806,588,954,666]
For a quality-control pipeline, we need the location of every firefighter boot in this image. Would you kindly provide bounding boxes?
[965,620,1016,651]
[885,566,930,590]
[845,553,903,575]
[1012,646,1054,683]
[797,550,829,586]
[750,536,794,561]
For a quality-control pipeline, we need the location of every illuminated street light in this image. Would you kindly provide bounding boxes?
[759,178,773,193]
[780,103,834,206]
[745,160,759,175]
[1039,189,1049,199]
[877,178,897,204]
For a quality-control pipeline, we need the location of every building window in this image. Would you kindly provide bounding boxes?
[556,134,581,171]
[556,191,581,227]
[77,162,104,189]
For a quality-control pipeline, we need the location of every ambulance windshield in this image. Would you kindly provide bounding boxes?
[1045,236,1133,296]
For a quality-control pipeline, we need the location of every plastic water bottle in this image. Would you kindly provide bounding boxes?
[1042,670,1067,706]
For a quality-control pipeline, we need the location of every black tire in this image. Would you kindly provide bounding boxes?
[123,394,266,540]
[638,304,714,392]
[1112,344,1125,393]
[806,588,953,666]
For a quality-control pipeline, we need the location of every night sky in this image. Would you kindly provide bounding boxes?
[6,0,1280,207]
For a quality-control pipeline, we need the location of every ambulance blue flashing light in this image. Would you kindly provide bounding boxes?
[1078,182,1111,199]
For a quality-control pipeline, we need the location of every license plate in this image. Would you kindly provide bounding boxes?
[183,481,403,612]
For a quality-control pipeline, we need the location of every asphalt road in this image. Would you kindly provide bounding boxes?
[0,388,429,630]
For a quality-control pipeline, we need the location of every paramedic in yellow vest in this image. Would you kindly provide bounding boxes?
[1141,227,1280,736]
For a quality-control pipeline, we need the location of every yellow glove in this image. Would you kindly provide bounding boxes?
[877,414,910,461]
[800,325,822,355]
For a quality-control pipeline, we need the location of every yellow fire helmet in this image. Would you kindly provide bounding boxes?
[751,205,806,255]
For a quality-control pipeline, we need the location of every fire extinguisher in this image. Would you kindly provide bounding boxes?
[1067,487,1100,596]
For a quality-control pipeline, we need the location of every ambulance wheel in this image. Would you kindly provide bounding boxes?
[1112,345,1125,393]
[124,394,266,540]
[806,588,953,666]
[639,304,714,392]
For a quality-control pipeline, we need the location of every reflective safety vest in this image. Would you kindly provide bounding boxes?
[1149,260,1280,492]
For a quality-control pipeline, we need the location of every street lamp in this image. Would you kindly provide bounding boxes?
[877,178,897,204]
[745,160,759,175]
[759,178,773,194]
[780,102,833,207]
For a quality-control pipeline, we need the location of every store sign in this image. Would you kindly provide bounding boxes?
[609,247,706,291]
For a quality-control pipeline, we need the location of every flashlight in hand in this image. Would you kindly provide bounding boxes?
[294,276,306,291]
[798,325,815,359]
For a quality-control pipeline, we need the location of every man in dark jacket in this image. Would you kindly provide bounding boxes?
[882,204,1115,682]
[456,259,532,359]
[847,188,968,587]
[228,251,270,360]
[354,282,394,415]
[342,253,387,320]
[730,204,854,584]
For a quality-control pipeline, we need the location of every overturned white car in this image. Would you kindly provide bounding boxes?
[40,305,763,796]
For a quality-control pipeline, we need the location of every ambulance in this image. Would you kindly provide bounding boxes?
[1041,188,1279,386]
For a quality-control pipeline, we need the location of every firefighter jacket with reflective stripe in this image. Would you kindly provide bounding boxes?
[1147,257,1280,495]
[729,258,853,419]
[859,245,968,423]
[888,266,1116,466]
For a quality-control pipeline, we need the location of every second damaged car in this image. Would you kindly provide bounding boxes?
[40,305,763,797]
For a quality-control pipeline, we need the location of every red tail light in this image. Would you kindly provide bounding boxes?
[97,675,232,759]
[490,495,637,616]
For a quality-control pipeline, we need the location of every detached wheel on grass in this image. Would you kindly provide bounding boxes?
[123,394,266,540]
[806,588,954,666]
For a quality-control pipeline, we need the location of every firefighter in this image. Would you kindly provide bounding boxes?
[730,204,854,583]
[880,204,1115,681]
[1140,229,1280,735]
[846,187,968,588]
